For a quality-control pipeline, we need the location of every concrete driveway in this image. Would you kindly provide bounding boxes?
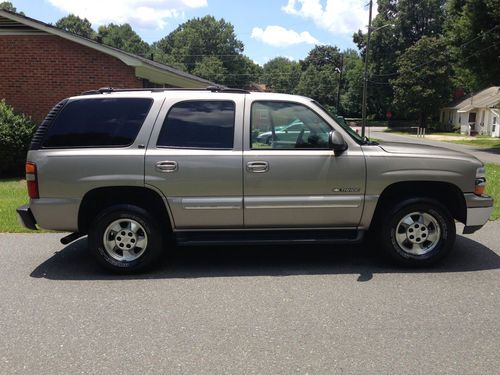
[1,222,499,374]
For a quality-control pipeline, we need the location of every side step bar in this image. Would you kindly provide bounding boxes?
[175,229,364,246]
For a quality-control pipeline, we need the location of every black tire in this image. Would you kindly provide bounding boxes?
[378,198,456,266]
[88,204,165,273]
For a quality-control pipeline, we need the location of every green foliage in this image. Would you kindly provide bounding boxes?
[0,1,23,14]
[97,23,150,56]
[295,65,338,106]
[0,100,36,177]
[353,0,447,119]
[301,45,342,71]
[192,56,228,83]
[261,57,301,94]
[55,14,95,39]
[391,37,452,127]
[444,0,500,90]
[151,16,259,86]
[341,51,364,117]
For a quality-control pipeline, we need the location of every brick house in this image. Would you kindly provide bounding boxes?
[0,10,211,122]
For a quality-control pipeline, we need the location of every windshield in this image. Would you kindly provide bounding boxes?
[311,100,365,144]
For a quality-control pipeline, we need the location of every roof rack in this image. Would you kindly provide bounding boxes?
[81,86,250,95]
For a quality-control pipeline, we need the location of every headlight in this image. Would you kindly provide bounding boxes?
[475,167,486,195]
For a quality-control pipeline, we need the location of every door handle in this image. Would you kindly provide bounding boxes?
[246,161,269,173]
[156,160,178,173]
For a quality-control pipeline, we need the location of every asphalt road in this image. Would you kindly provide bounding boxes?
[1,223,499,374]
[364,128,500,164]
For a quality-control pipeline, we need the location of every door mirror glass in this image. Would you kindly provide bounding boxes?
[329,131,348,155]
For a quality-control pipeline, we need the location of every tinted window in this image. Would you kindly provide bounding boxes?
[251,101,331,149]
[43,98,153,148]
[157,101,235,149]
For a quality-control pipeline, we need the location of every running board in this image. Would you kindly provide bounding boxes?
[175,229,364,246]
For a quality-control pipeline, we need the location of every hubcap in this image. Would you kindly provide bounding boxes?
[103,219,148,262]
[394,212,441,255]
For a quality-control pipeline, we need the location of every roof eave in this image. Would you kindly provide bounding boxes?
[0,10,212,87]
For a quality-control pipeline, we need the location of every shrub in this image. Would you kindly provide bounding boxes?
[0,100,36,177]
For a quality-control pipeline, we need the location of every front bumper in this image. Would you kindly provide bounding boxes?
[16,205,37,230]
[463,193,493,234]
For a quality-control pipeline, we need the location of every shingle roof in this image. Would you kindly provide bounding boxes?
[444,86,500,112]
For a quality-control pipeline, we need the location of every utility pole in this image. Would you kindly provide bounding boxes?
[336,53,344,114]
[361,0,373,138]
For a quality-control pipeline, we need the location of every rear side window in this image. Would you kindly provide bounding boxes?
[157,101,235,149]
[42,98,153,148]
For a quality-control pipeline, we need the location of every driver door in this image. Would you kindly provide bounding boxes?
[243,100,366,228]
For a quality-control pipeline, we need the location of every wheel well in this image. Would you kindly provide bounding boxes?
[372,181,467,226]
[78,187,172,234]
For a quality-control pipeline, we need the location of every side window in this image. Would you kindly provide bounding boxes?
[43,98,152,148]
[157,101,235,149]
[251,101,331,149]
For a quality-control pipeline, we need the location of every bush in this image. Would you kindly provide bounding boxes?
[0,100,36,177]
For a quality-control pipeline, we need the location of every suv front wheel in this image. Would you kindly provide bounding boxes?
[88,205,165,273]
[379,198,456,266]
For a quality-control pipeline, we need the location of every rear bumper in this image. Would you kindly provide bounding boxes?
[463,193,493,234]
[16,205,37,230]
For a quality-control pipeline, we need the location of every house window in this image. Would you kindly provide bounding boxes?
[459,115,461,124]
[494,117,497,125]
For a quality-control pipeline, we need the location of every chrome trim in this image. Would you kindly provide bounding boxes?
[179,197,242,210]
[245,195,362,209]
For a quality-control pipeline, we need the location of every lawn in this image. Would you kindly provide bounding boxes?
[0,179,31,233]
[485,163,500,220]
[448,138,500,152]
[0,165,499,233]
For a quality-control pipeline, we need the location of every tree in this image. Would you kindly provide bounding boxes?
[391,36,452,127]
[152,16,258,87]
[261,57,301,94]
[445,0,500,90]
[192,56,228,83]
[295,65,338,107]
[301,45,342,71]
[353,0,446,119]
[340,50,364,117]
[55,14,95,39]
[0,1,24,14]
[97,23,149,56]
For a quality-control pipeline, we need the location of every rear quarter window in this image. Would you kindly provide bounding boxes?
[42,98,153,148]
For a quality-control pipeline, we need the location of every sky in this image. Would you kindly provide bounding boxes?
[9,0,376,65]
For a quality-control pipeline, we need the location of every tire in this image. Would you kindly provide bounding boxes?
[88,204,165,273]
[378,198,456,266]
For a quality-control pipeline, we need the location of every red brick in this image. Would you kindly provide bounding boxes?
[0,35,143,122]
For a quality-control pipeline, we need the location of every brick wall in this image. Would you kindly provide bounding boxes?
[0,34,143,122]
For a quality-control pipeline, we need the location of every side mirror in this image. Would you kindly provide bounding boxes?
[329,131,348,155]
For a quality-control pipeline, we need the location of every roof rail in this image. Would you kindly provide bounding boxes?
[81,86,250,95]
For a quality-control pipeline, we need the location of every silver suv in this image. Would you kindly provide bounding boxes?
[17,87,493,272]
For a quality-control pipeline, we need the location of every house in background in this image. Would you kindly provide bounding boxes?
[440,86,500,137]
[0,10,211,122]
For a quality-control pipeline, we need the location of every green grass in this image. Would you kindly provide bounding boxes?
[0,165,498,233]
[448,138,500,151]
[0,179,31,233]
[485,163,500,220]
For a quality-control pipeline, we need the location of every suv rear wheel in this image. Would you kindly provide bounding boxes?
[88,205,165,273]
[379,198,456,266]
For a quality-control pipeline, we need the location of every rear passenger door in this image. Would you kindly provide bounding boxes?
[145,94,244,229]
